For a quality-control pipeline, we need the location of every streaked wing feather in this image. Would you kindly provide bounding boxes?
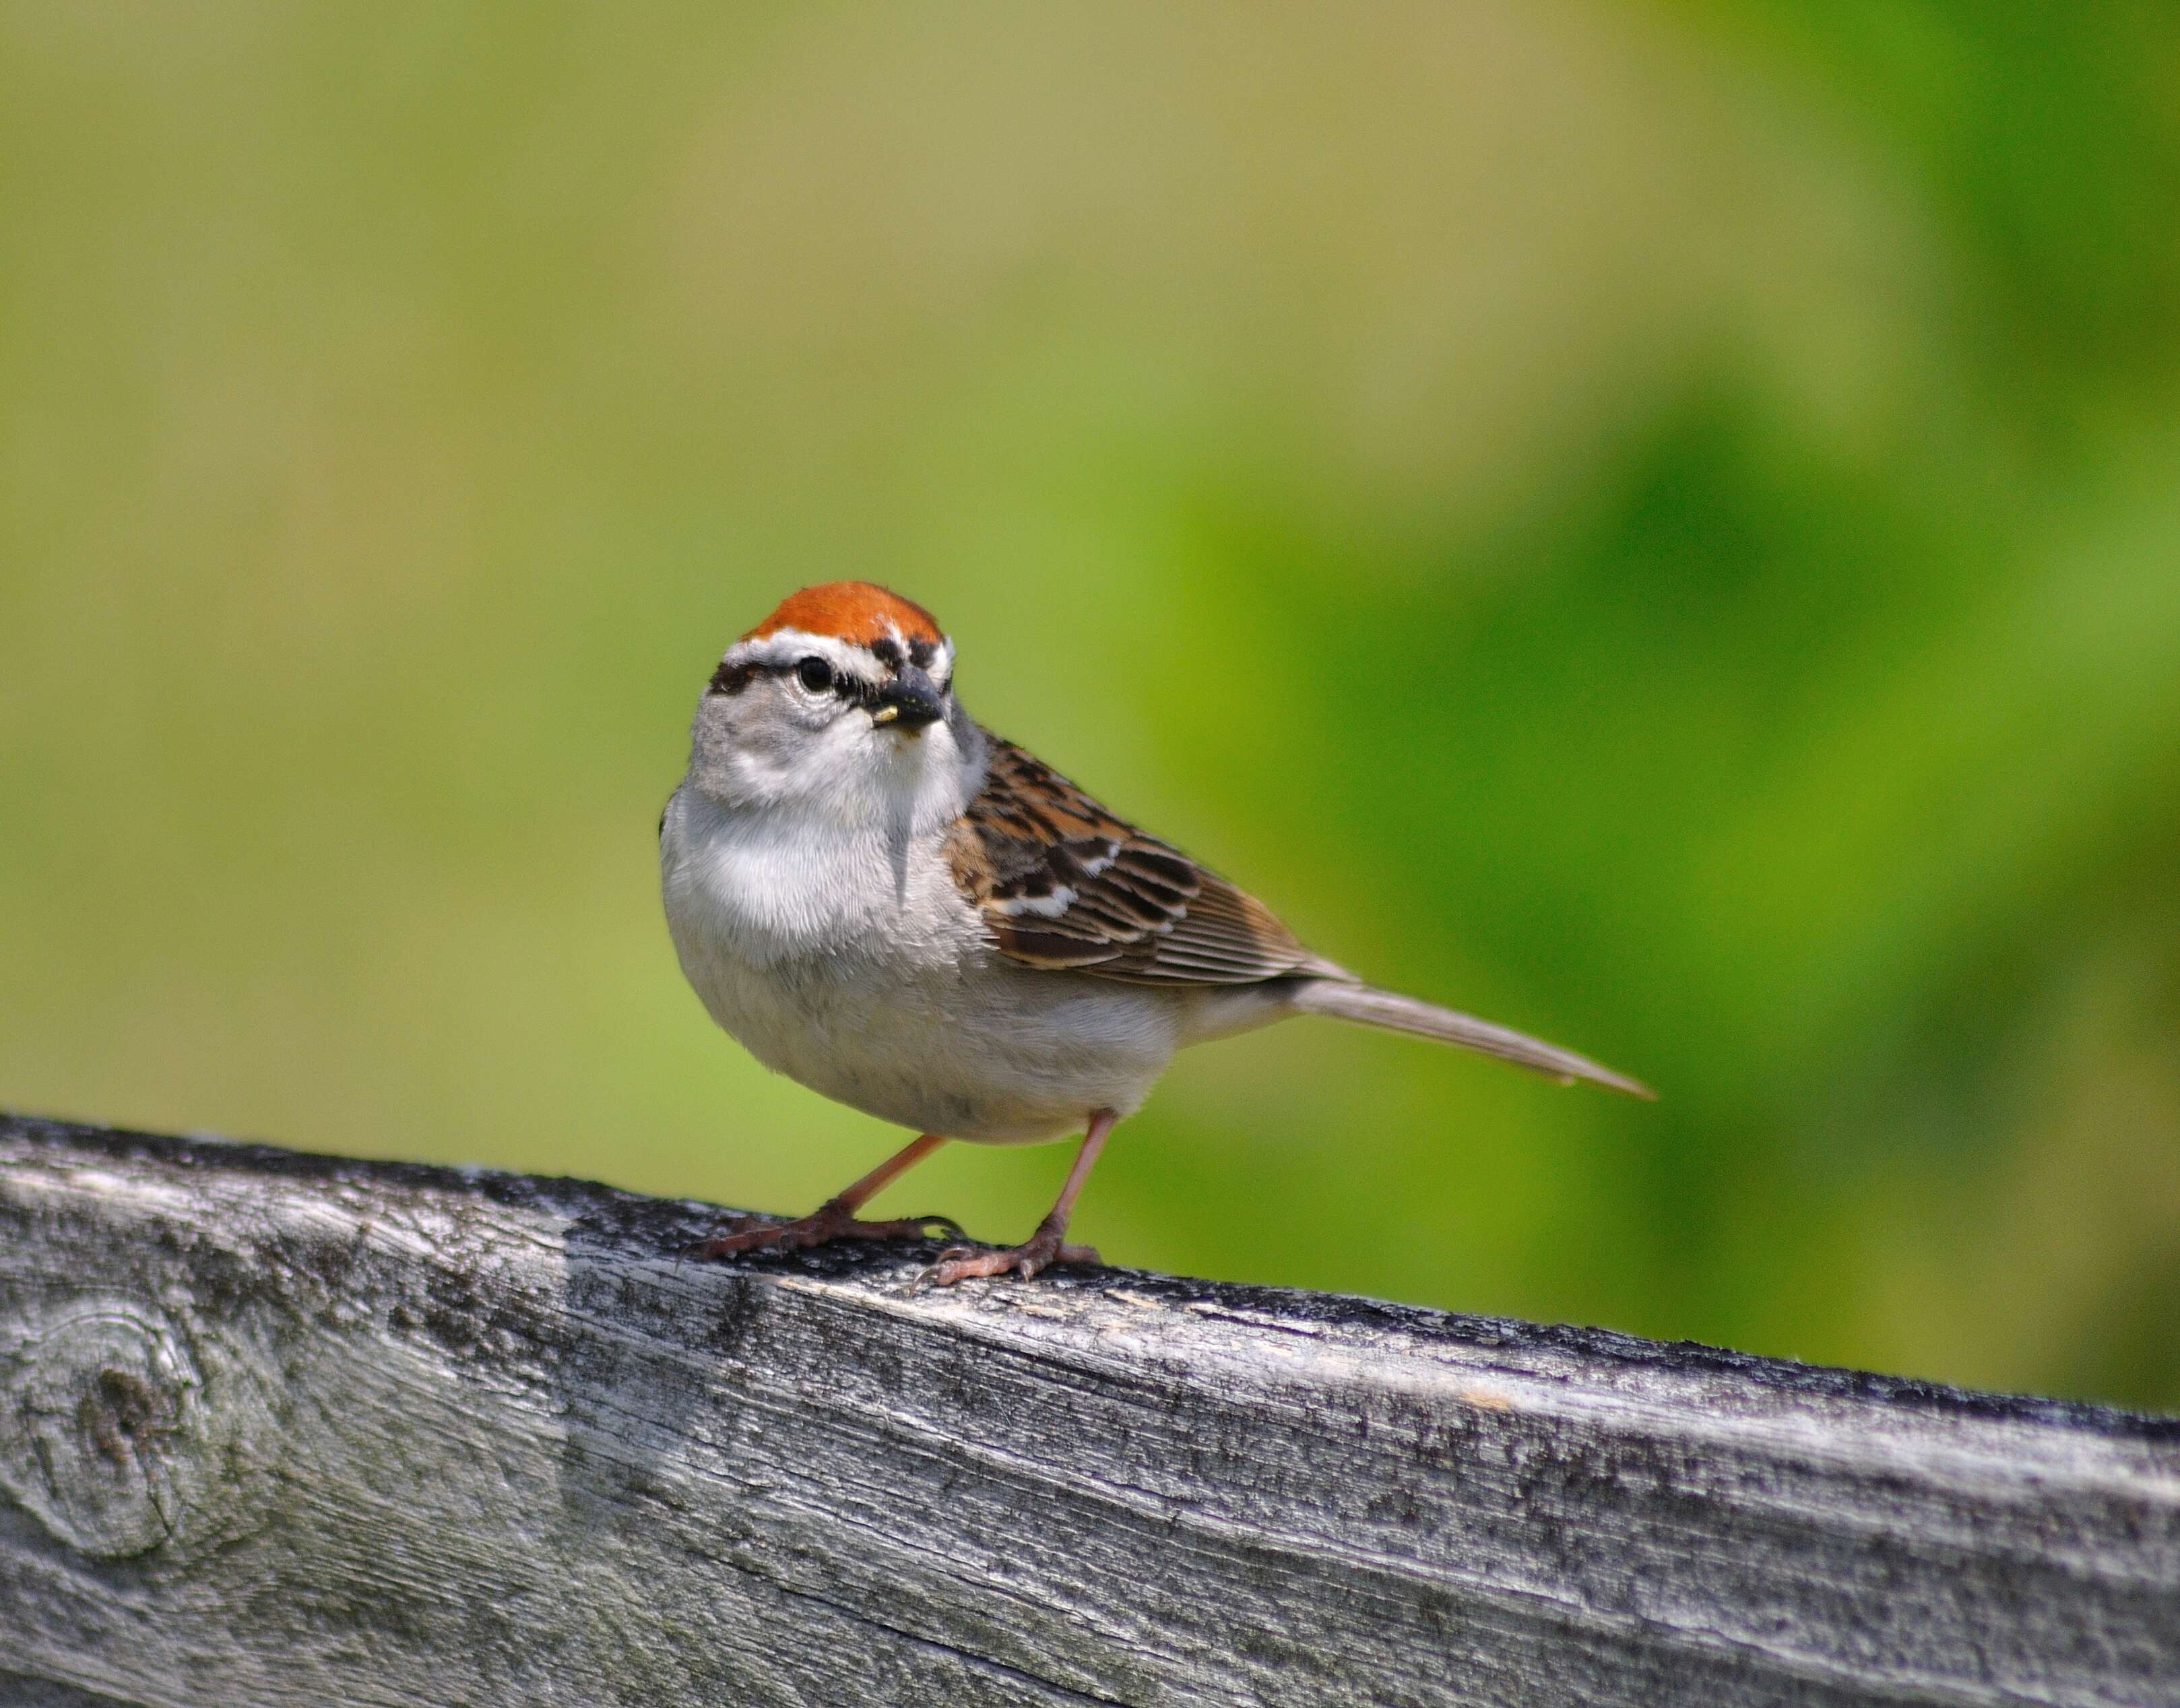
[948,734,1318,987]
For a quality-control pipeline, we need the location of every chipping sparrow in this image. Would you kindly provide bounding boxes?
[660,581,1648,1284]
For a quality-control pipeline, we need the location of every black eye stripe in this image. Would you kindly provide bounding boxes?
[792,658,876,705]
[707,656,895,706]
[707,659,757,696]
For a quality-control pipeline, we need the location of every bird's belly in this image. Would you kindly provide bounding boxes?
[678,945,1180,1143]
[662,790,1185,1139]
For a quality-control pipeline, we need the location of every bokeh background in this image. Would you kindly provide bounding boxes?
[5,3,2178,1410]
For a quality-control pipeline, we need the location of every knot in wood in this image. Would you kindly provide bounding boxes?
[0,1296,202,1558]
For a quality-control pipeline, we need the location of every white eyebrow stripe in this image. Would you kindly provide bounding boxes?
[722,624,955,688]
[722,629,874,677]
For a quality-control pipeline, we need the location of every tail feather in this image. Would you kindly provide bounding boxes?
[1290,978,1653,1099]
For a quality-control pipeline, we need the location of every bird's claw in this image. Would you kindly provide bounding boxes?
[688,1202,965,1261]
[923,1230,1099,1286]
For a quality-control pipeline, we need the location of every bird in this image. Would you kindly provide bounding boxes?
[660,581,1649,1284]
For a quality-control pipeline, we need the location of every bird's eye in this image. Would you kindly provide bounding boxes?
[794,656,834,694]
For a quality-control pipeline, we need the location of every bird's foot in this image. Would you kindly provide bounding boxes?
[925,1219,1099,1286]
[690,1199,964,1260]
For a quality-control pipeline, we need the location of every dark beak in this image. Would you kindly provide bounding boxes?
[872,664,946,732]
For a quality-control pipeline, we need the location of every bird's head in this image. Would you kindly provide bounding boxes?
[687,581,980,824]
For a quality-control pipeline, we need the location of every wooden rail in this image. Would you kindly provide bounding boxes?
[0,1113,2175,1706]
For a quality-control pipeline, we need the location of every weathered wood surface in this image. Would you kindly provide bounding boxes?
[0,1114,2175,1707]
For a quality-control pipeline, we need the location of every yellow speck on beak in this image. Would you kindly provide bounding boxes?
[871,705,899,726]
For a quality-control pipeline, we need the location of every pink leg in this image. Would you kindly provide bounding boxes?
[692,1133,959,1259]
[926,1110,1115,1285]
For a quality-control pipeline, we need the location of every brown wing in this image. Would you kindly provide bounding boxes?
[947,734,1324,987]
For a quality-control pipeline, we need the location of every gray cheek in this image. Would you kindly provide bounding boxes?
[740,687,843,757]
[740,714,800,767]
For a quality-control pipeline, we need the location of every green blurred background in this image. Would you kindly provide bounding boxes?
[5,3,2178,1410]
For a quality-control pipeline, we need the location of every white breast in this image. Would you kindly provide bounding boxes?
[660,787,1188,1143]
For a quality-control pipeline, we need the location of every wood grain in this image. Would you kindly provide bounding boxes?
[0,1113,2174,1707]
